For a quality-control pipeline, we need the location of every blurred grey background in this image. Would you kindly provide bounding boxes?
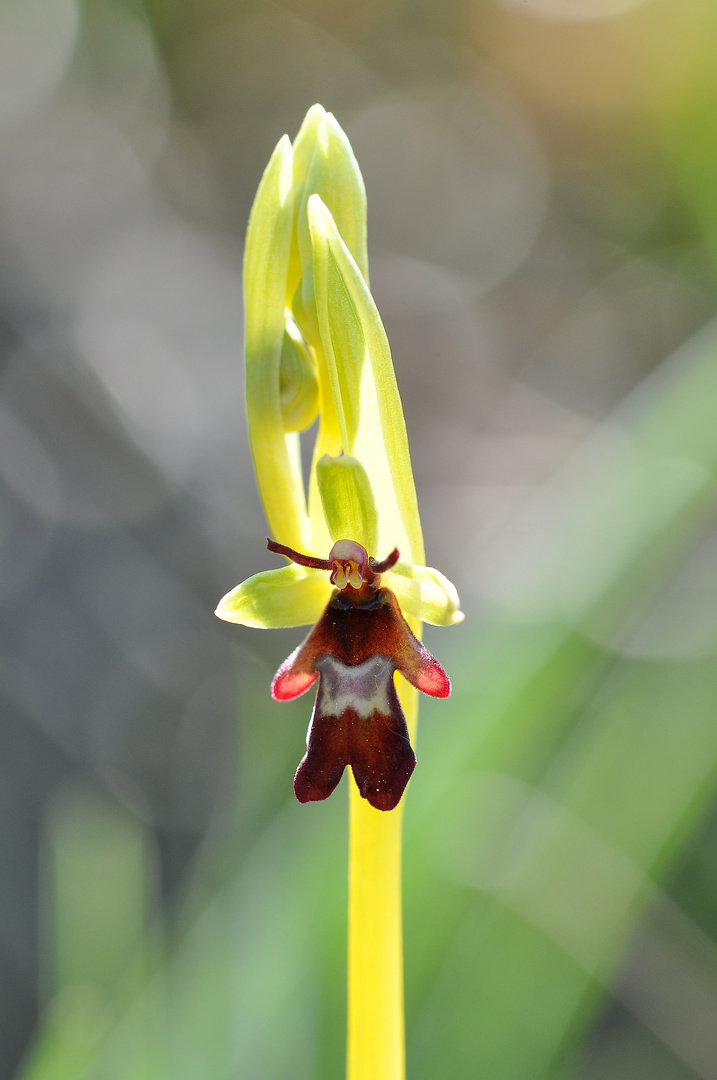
[2,0,717,1076]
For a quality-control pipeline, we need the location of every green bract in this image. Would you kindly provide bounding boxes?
[216,105,462,630]
[317,455,378,557]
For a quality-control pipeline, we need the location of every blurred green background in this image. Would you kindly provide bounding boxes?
[3,0,717,1077]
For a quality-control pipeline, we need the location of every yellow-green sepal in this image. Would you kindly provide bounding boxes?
[307,194,424,567]
[286,104,326,309]
[308,195,365,455]
[385,563,464,627]
[294,108,367,347]
[317,454,379,557]
[215,565,332,629]
[244,134,309,551]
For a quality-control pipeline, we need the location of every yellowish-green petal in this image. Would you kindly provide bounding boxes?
[384,562,464,626]
[215,564,332,628]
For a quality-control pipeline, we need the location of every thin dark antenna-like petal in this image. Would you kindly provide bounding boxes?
[370,547,400,574]
[267,538,332,570]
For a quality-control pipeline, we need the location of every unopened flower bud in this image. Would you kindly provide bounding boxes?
[279,320,318,433]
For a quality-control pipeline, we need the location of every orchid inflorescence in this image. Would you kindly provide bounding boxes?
[215,103,462,1080]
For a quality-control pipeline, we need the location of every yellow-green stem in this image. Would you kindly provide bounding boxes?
[347,677,417,1080]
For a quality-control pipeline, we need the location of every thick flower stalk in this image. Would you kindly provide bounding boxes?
[216,105,462,1080]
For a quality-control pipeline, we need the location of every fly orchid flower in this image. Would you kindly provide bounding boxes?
[214,105,462,1080]
[266,537,450,811]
